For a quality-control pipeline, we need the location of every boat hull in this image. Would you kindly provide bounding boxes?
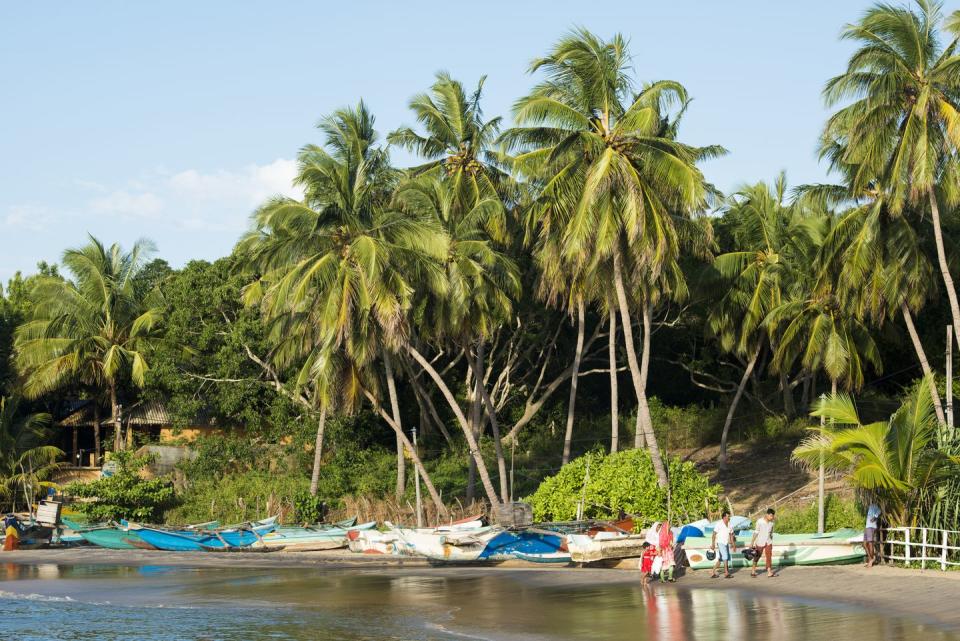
[80,528,154,550]
[566,533,648,563]
[136,523,276,551]
[257,521,377,550]
[683,529,865,569]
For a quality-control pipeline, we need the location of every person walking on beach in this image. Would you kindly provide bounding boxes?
[640,542,657,586]
[710,510,736,578]
[864,502,881,567]
[750,508,775,577]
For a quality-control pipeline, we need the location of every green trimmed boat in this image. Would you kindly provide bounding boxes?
[79,526,154,550]
[683,528,865,569]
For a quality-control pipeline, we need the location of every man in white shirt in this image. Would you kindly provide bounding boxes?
[750,508,776,577]
[864,503,881,567]
[710,510,736,578]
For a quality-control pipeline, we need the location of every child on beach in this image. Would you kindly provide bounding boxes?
[640,542,657,586]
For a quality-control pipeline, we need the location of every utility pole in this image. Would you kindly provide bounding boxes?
[412,427,423,528]
[948,325,954,428]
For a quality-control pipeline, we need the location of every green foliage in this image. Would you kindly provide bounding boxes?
[648,399,725,449]
[774,494,861,534]
[67,451,175,522]
[166,472,306,525]
[746,415,808,443]
[526,448,721,525]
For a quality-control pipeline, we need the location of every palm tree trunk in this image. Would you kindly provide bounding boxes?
[612,249,668,487]
[93,402,101,466]
[466,354,481,504]
[781,371,796,418]
[636,300,657,450]
[562,298,586,466]
[407,344,501,507]
[718,343,762,473]
[608,307,620,454]
[469,342,509,503]
[929,189,960,348]
[309,408,327,496]
[384,352,405,500]
[110,383,120,453]
[901,302,946,425]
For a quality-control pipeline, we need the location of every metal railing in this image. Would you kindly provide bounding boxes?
[883,527,960,571]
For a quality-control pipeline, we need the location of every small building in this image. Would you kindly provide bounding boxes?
[55,399,228,468]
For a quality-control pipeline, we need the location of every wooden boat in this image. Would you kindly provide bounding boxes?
[682,528,865,569]
[79,527,155,550]
[346,528,400,554]
[135,518,277,552]
[256,520,377,551]
[390,525,501,562]
[477,529,568,562]
[566,532,648,563]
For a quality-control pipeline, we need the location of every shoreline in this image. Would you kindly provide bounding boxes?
[3,549,960,630]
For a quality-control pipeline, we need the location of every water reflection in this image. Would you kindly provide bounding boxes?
[1,565,957,641]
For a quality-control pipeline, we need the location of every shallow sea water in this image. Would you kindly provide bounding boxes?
[1,563,957,641]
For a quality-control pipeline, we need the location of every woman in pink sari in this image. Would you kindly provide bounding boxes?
[658,519,676,582]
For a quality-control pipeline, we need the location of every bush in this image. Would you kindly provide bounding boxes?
[526,448,722,525]
[166,472,308,525]
[648,399,726,449]
[66,451,176,522]
[774,494,862,533]
[745,415,808,443]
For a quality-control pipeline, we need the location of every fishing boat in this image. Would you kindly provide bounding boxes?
[682,528,865,569]
[390,525,501,562]
[69,518,221,550]
[256,520,377,551]
[134,518,277,552]
[477,529,568,562]
[346,527,404,554]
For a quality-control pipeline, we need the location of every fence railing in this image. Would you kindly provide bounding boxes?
[882,527,960,571]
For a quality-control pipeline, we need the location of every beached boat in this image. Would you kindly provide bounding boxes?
[390,525,501,562]
[256,520,377,551]
[346,528,400,554]
[79,526,155,550]
[682,528,865,569]
[477,529,568,562]
[134,519,277,552]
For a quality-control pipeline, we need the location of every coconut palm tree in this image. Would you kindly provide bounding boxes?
[823,0,960,348]
[503,29,718,487]
[0,395,62,513]
[767,213,883,532]
[240,103,450,512]
[15,236,164,454]
[710,174,819,471]
[796,377,959,527]
[394,172,518,505]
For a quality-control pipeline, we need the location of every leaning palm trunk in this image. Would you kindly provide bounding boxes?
[612,249,668,487]
[562,298,586,465]
[468,342,509,503]
[309,409,327,496]
[901,302,946,425]
[929,190,960,349]
[93,402,101,466]
[407,344,501,507]
[608,308,620,453]
[365,389,448,518]
[718,343,762,473]
[636,301,656,450]
[384,353,406,500]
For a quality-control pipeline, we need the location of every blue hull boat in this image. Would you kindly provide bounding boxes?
[136,521,276,551]
[478,530,566,561]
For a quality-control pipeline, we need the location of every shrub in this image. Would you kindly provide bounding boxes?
[648,399,726,449]
[165,472,308,525]
[526,448,722,525]
[774,494,862,533]
[66,451,176,522]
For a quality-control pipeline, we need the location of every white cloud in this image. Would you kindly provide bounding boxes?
[89,190,164,218]
[167,158,303,207]
[4,204,54,231]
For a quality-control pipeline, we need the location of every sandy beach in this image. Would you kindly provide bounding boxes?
[3,548,959,630]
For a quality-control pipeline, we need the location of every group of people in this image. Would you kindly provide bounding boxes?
[639,509,778,585]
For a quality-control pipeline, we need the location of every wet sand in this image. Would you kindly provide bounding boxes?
[4,548,960,630]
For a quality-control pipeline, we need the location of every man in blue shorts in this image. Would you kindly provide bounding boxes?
[864,502,881,567]
[710,510,736,578]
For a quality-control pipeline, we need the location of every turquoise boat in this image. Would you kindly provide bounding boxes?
[256,520,376,550]
[135,519,277,551]
[79,527,154,550]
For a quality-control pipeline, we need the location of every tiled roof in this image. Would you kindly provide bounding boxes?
[57,399,215,428]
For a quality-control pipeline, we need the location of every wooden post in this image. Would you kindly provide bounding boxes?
[905,528,912,566]
[921,527,928,571]
[948,326,954,428]
[942,529,949,571]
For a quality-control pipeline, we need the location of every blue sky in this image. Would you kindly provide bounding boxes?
[0,1,861,284]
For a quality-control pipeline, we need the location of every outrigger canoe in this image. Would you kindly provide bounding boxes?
[135,518,277,551]
[256,520,377,551]
[683,528,865,569]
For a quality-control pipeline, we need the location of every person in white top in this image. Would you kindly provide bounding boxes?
[864,502,881,567]
[749,508,776,577]
[710,510,736,578]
